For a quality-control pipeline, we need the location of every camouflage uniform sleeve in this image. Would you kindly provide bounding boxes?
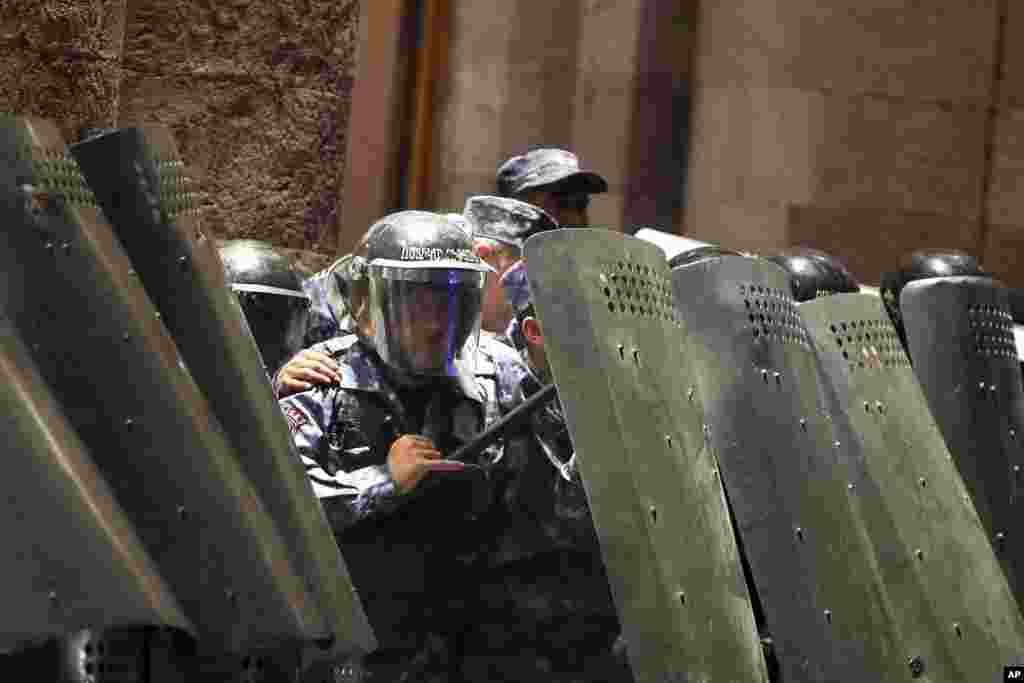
[280,390,404,531]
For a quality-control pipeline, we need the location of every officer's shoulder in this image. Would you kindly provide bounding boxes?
[478,331,520,363]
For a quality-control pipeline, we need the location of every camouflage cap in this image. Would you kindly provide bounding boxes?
[496,148,608,197]
[463,195,558,249]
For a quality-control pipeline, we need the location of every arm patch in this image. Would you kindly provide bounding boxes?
[284,405,309,432]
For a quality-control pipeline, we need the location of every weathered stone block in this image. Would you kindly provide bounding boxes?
[686,86,987,224]
[0,0,127,141]
[121,0,358,96]
[987,107,1024,227]
[981,221,1024,289]
[785,203,981,285]
[695,0,998,102]
[119,71,348,254]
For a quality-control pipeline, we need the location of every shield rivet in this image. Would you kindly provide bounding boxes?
[799,418,807,432]
[665,435,673,448]
[677,591,686,606]
[954,622,962,639]
[996,532,1007,549]
[847,483,856,491]
[226,588,237,604]
[123,418,134,429]
[833,440,841,450]
[908,655,925,677]
[918,477,927,488]
[863,401,871,413]
[875,401,885,414]
[687,387,694,402]
[1012,429,1018,441]
[617,344,624,360]
[649,506,657,523]
[823,609,832,624]
[632,349,640,366]
[177,505,188,521]
[915,548,924,560]
[761,369,768,383]
[178,255,188,268]
[47,590,57,603]
[795,527,805,542]
[1014,465,1021,476]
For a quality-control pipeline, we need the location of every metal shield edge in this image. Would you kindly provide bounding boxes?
[70,125,375,655]
[0,317,193,650]
[0,116,327,651]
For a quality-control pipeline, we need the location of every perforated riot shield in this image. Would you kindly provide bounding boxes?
[801,293,1024,680]
[900,276,1024,604]
[0,318,191,649]
[524,230,768,683]
[0,116,326,652]
[70,126,374,655]
[670,255,908,681]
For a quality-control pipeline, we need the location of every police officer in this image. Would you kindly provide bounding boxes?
[766,247,860,302]
[218,239,312,377]
[880,249,987,350]
[280,211,527,681]
[302,253,353,348]
[458,259,633,683]
[275,214,483,398]
[496,149,607,228]
[464,195,558,339]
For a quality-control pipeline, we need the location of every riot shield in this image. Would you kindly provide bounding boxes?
[523,229,768,683]
[801,293,1024,680]
[899,276,1024,604]
[0,318,191,650]
[0,116,326,652]
[670,255,908,681]
[70,126,374,655]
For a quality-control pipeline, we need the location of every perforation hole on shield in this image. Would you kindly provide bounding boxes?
[155,157,197,219]
[600,260,681,326]
[968,304,1017,361]
[827,317,910,373]
[739,283,811,349]
[20,144,97,208]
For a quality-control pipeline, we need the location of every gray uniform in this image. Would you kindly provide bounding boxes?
[282,334,526,681]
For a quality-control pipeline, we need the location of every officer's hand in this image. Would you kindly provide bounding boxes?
[387,435,442,494]
[274,350,342,398]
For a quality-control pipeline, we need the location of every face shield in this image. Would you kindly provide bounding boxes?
[232,284,312,376]
[366,262,487,377]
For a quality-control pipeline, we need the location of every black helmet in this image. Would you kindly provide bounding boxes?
[881,250,987,347]
[219,239,311,375]
[633,228,740,268]
[766,247,860,302]
[349,211,492,377]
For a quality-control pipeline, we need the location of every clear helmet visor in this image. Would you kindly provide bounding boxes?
[232,286,312,376]
[366,264,486,377]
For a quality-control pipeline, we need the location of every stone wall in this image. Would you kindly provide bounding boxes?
[432,0,695,231]
[0,0,127,143]
[684,0,1023,287]
[1,0,360,276]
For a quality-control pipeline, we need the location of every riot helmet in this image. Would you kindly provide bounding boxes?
[219,239,311,375]
[766,247,860,302]
[634,228,740,268]
[348,211,491,377]
[880,249,988,349]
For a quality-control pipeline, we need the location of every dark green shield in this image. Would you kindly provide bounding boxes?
[524,229,768,683]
